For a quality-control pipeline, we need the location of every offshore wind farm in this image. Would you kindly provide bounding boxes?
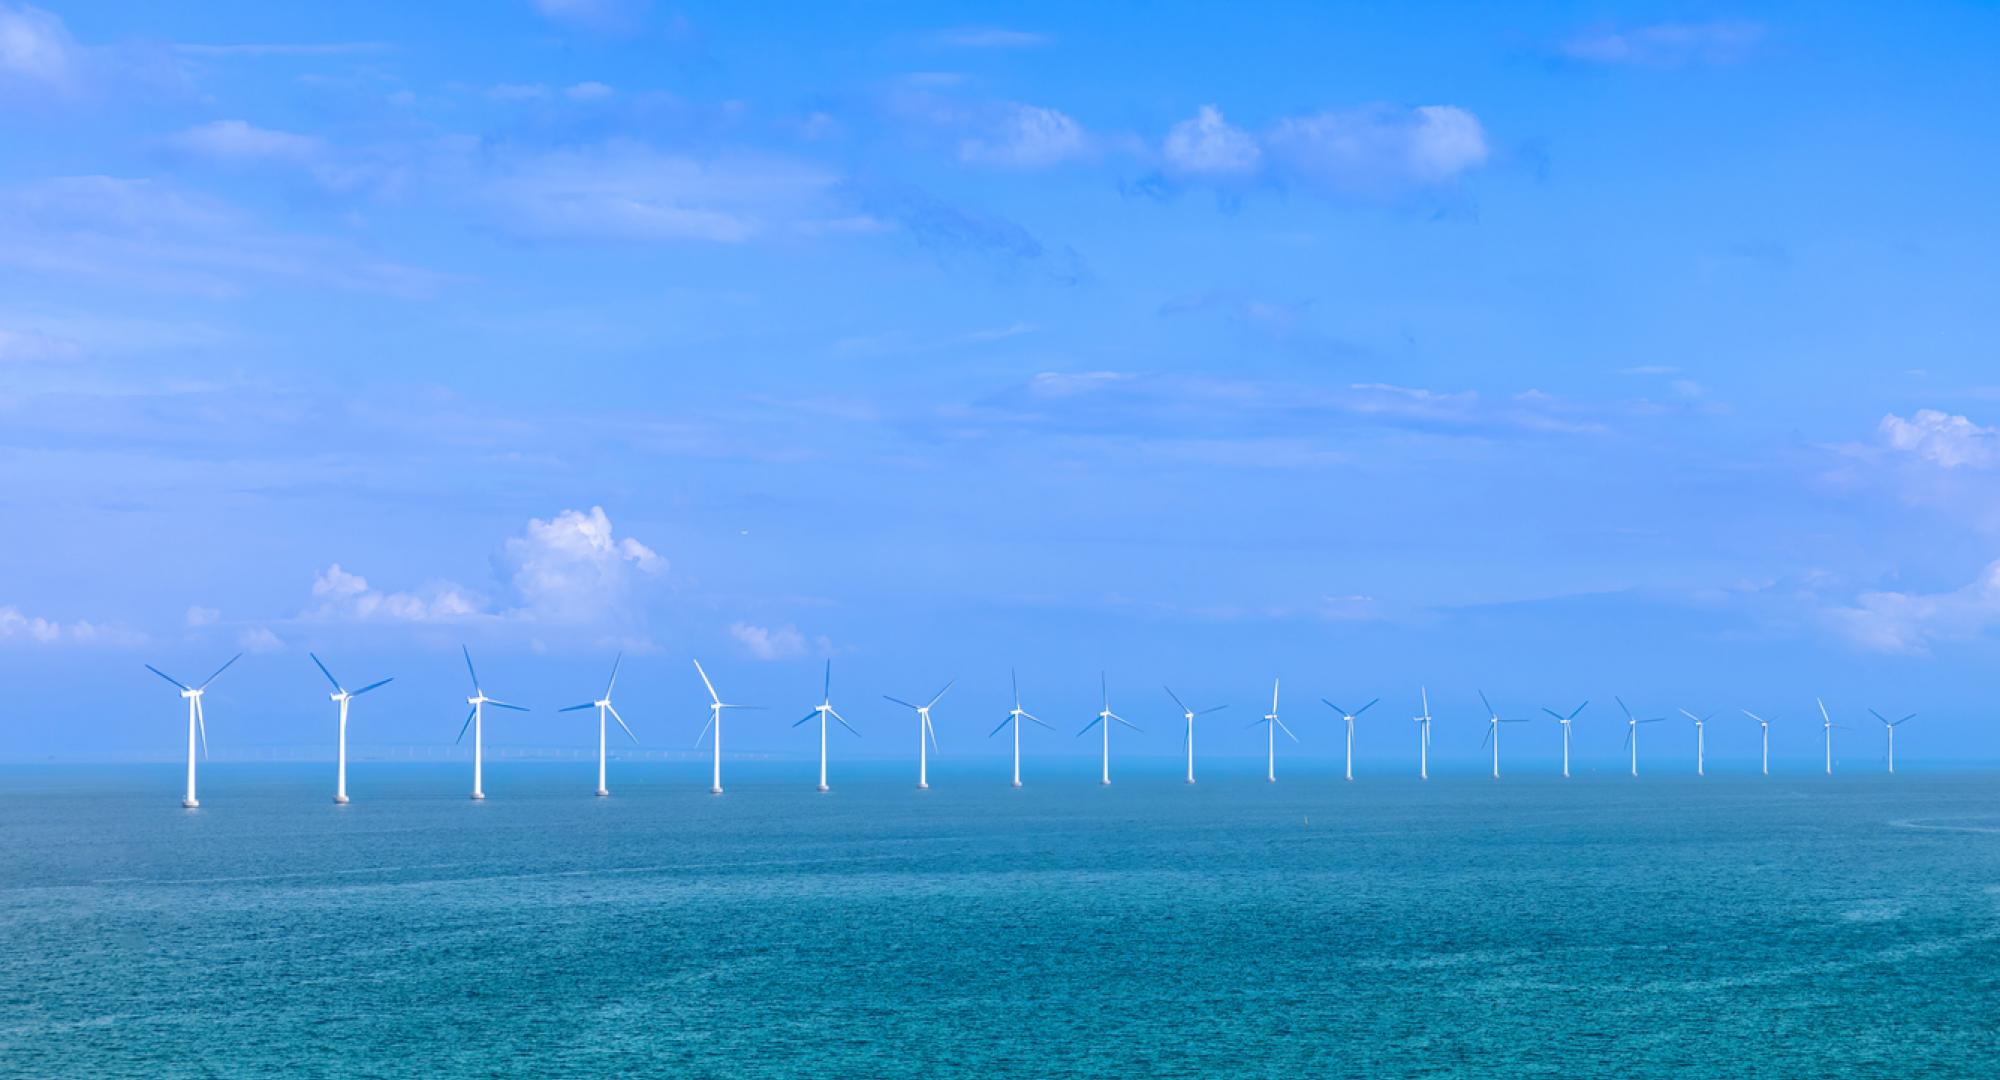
[7,1,2000,1076]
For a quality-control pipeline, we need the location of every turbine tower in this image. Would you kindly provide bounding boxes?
[559,653,637,796]
[1164,685,1224,785]
[1413,687,1433,781]
[1679,709,1714,777]
[1321,697,1378,781]
[145,653,241,808]
[1740,709,1773,776]
[456,646,526,800]
[1077,674,1139,785]
[693,659,751,795]
[1541,701,1588,778]
[794,661,857,791]
[1251,678,1295,782]
[1478,691,1528,779]
[990,670,1050,788]
[886,680,952,789]
[1869,709,1915,775]
[309,653,392,804]
[1817,697,1837,776]
[1615,697,1664,777]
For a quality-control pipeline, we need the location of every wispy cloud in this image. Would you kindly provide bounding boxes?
[1146,102,1490,200]
[1880,409,1999,469]
[0,3,76,94]
[171,42,392,58]
[958,103,1090,168]
[0,603,141,645]
[1560,20,1764,68]
[167,119,324,164]
[935,27,1050,49]
[1827,560,2000,653]
[729,621,809,660]
[530,0,650,33]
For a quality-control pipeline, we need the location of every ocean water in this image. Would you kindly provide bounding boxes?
[1,761,1996,1078]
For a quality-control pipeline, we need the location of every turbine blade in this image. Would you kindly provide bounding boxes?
[559,702,597,712]
[1615,695,1633,720]
[456,706,475,745]
[462,645,480,691]
[199,653,242,690]
[794,711,819,727]
[1355,698,1379,717]
[1478,689,1495,717]
[1274,716,1298,742]
[1868,708,1889,725]
[145,664,190,691]
[833,713,861,738]
[605,652,623,698]
[1270,677,1279,714]
[1679,708,1699,722]
[1196,705,1228,716]
[1623,727,1633,750]
[1115,715,1142,732]
[195,699,209,760]
[1817,697,1831,723]
[1569,701,1589,720]
[1481,722,1494,749]
[309,652,341,692]
[694,713,715,748]
[883,695,917,710]
[692,658,721,704]
[925,679,955,710]
[608,704,638,744]
[1026,713,1054,730]
[1898,713,1916,725]
[1322,699,1343,714]
[1078,717,1103,737]
[1542,708,1564,721]
[352,677,393,696]
[1421,686,1430,715]
[1164,685,1190,715]
[823,659,831,700]
[487,700,529,713]
[925,715,940,754]
[990,715,1013,738]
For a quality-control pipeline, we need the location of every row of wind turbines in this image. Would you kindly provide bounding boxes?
[146,650,1920,806]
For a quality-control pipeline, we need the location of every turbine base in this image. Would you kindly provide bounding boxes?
[817,784,830,792]
[181,798,199,809]
[917,782,929,790]
[333,794,349,805]
[1011,781,1022,788]
[710,786,723,795]
[470,792,484,801]
[595,788,609,797]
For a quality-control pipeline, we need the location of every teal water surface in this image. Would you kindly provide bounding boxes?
[1,762,1996,1077]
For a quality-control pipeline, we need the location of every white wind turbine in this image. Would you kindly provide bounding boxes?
[145,653,241,808]
[1478,690,1529,779]
[310,653,392,805]
[795,661,858,791]
[1740,709,1773,776]
[1817,697,1842,776]
[1321,697,1378,781]
[1413,687,1434,780]
[1615,697,1665,777]
[886,680,952,789]
[1078,674,1140,785]
[1250,678,1295,783]
[990,670,1051,788]
[1869,708,1916,775]
[1541,701,1588,779]
[456,646,527,800]
[559,653,637,797]
[1679,709,1715,777]
[693,659,753,795]
[1164,685,1225,785]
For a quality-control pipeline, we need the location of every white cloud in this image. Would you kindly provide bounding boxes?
[958,104,1088,168]
[505,506,664,621]
[238,625,283,653]
[566,80,614,102]
[1828,560,2000,653]
[531,0,647,32]
[168,119,324,164]
[481,141,857,244]
[1162,105,1261,178]
[1881,410,1998,469]
[0,3,74,92]
[1029,371,1134,398]
[0,604,140,645]
[729,622,806,660]
[489,82,548,102]
[0,325,81,363]
[185,605,220,627]
[936,27,1050,49]
[307,563,484,622]
[1561,21,1763,68]
[1267,104,1488,191]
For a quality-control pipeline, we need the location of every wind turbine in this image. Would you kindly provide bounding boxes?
[1247,678,1294,782]
[1478,691,1529,779]
[886,680,952,789]
[693,659,752,795]
[794,661,857,791]
[1869,709,1916,775]
[456,646,526,800]
[1541,701,1588,779]
[1078,674,1140,785]
[990,670,1050,788]
[1678,709,1715,777]
[1740,709,1773,776]
[309,653,392,804]
[1817,697,1840,776]
[1321,697,1378,781]
[1615,697,1665,777]
[1164,685,1225,785]
[145,653,241,808]
[1413,687,1434,780]
[559,653,637,797]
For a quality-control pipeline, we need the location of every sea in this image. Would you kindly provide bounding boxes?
[1,761,1996,1077]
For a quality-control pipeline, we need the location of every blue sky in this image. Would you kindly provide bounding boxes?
[4,1,1999,769]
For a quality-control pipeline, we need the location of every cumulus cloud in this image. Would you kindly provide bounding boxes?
[238,625,283,653]
[729,622,807,660]
[1880,410,1998,469]
[1828,561,2000,653]
[307,563,484,622]
[1561,21,1763,68]
[0,3,74,93]
[1162,105,1261,179]
[0,604,139,645]
[958,104,1089,168]
[505,506,664,622]
[184,605,220,627]
[168,120,323,164]
[1266,104,1488,192]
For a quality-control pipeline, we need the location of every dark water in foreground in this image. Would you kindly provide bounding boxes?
[1,762,1997,1077]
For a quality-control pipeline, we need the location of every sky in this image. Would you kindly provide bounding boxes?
[3,1,1999,770]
